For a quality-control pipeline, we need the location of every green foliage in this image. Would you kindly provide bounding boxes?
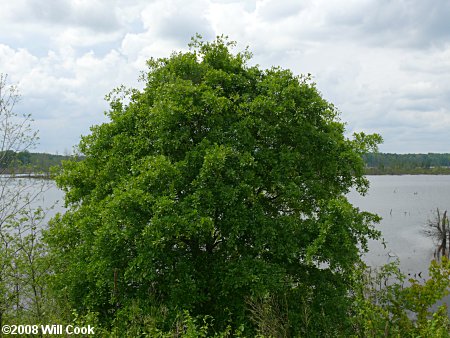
[0,207,54,326]
[71,308,246,337]
[44,35,382,335]
[403,258,450,326]
[351,258,450,337]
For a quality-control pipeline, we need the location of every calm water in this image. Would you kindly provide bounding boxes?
[348,175,450,277]
[5,178,66,220]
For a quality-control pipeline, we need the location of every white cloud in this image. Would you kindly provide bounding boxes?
[1,0,450,153]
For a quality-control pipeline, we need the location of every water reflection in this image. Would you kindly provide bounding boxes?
[347,175,450,276]
[423,208,450,260]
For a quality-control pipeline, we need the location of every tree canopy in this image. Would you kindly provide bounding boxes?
[45,36,382,335]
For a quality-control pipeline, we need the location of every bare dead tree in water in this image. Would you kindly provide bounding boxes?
[424,208,450,260]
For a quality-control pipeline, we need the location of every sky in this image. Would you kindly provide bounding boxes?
[2,0,450,154]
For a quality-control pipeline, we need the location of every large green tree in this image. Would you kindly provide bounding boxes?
[45,36,381,335]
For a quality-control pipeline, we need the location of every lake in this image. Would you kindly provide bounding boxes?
[348,175,450,278]
[0,178,66,222]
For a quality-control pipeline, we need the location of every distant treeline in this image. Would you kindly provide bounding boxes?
[364,153,450,174]
[0,150,71,175]
[3,150,450,176]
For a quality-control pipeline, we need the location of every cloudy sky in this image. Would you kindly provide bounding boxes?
[2,0,450,154]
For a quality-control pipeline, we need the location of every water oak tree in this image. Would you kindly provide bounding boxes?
[46,37,381,335]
